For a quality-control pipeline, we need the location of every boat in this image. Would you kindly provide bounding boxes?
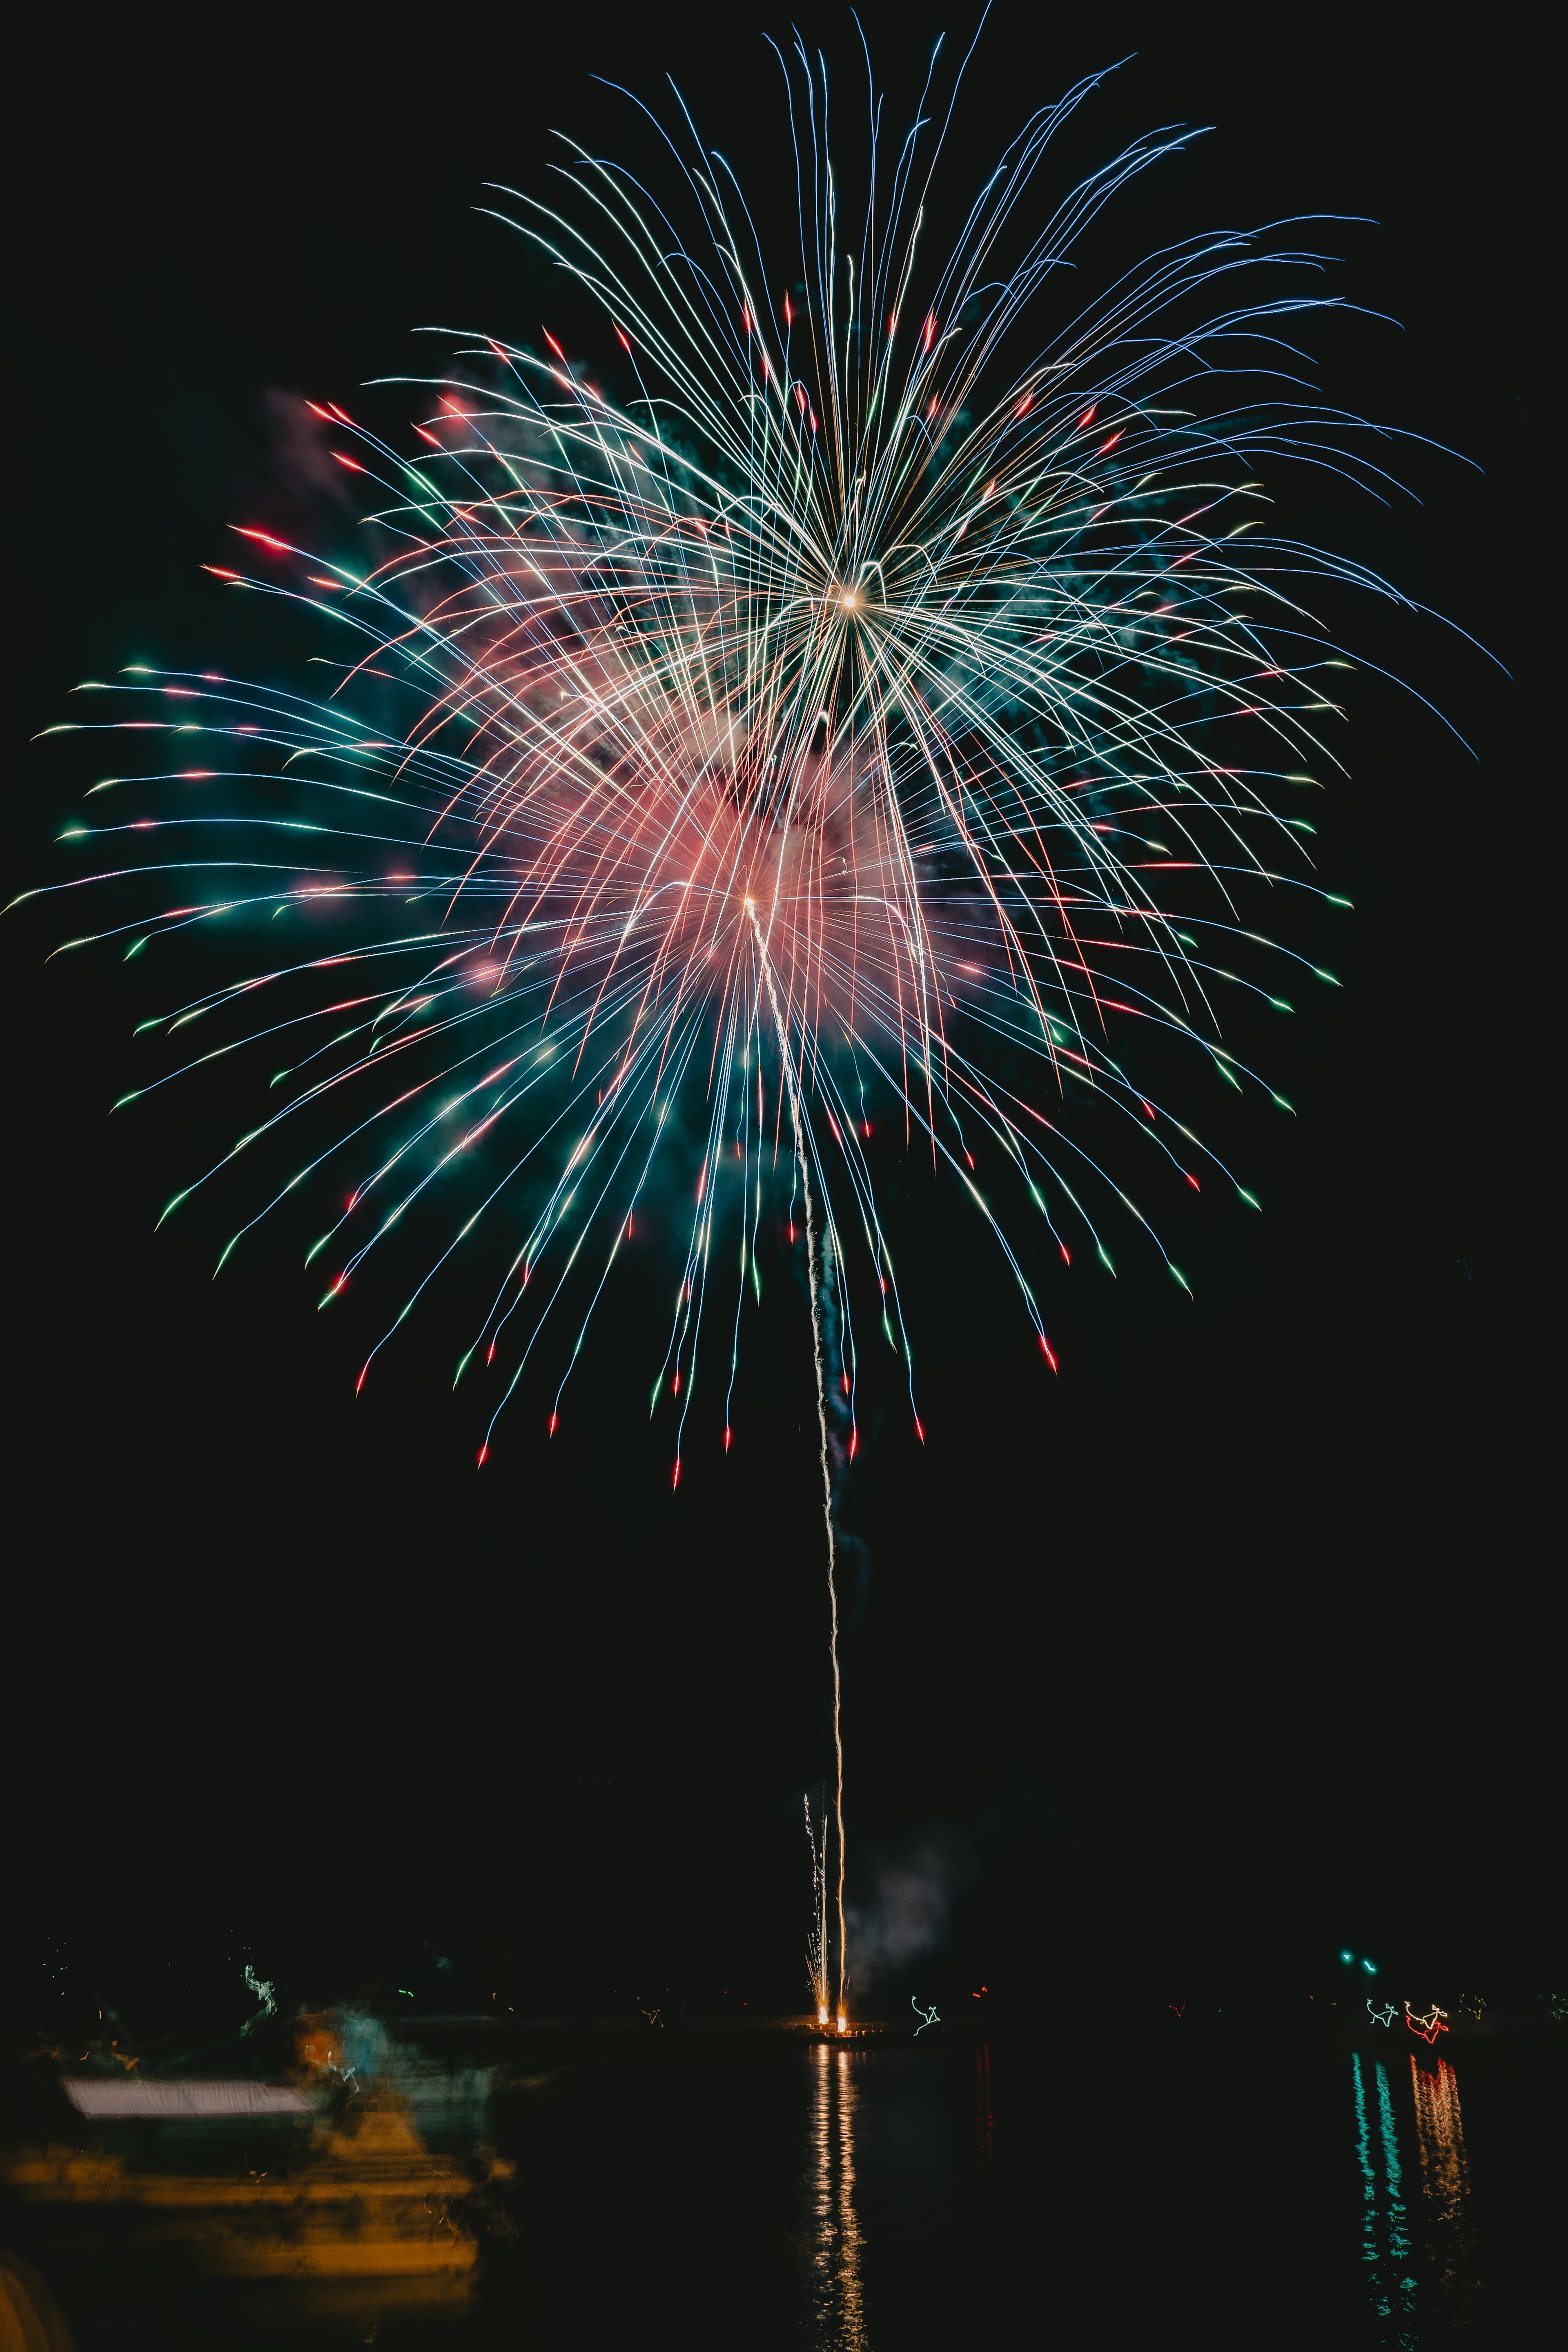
[0,2007,510,2328]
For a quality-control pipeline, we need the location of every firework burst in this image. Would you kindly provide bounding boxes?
[28,37,1417,2013]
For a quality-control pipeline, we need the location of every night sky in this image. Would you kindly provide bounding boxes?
[1,5,1548,2031]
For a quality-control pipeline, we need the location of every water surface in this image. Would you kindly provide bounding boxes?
[14,2027,1559,2347]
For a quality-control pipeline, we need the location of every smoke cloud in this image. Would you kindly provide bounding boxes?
[846,1839,967,1987]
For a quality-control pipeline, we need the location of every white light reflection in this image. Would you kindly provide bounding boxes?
[804,2040,867,2348]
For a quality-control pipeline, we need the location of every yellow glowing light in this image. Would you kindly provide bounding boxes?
[836,2013,847,2033]
[842,590,857,608]
[817,2005,829,2025]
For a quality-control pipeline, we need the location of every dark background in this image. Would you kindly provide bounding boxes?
[0,3,1550,2037]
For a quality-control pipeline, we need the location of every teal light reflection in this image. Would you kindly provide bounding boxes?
[1352,2051,1418,2346]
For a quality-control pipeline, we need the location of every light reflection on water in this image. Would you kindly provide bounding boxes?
[1352,2050,1418,2346]
[804,2043,867,2349]
[1410,2055,1482,2332]
[1353,2046,1488,2344]
[8,2026,1546,2346]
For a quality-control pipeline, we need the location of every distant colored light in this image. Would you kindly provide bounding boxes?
[1405,2002,1449,2045]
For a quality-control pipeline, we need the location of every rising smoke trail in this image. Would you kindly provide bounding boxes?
[753,900,847,2015]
